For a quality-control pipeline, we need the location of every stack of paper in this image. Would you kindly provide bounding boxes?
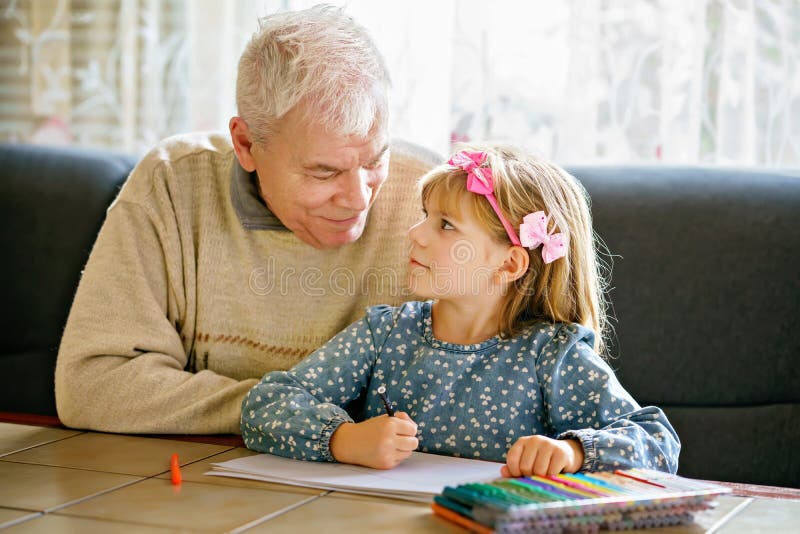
[206,451,504,502]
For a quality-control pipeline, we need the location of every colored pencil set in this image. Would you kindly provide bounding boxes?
[431,468,731,533]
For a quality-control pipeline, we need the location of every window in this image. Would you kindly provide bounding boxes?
[2,0,797,166]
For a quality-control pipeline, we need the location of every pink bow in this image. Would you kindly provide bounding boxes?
[448,150,568,264]
[519,211,568,264]
[448,150,521,246]
[448,150,494,195]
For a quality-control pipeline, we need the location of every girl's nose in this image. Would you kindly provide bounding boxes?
[408,219,427,246]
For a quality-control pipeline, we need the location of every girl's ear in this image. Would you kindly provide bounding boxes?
[497,246,529,283]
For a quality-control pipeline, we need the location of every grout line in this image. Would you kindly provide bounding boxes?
[705,497,754,534]
[0,458,157,477]
[1,443,236,478]
[183,447,239,466]
[226,491,331,534]
[42,477,148,515]
[0,432,86,459]
[0,512,43,530]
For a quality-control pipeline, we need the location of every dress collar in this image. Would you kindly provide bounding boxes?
[421,300,502,353]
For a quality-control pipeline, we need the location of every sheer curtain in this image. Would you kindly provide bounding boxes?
[1,0,798,166]
[1,0,190,150]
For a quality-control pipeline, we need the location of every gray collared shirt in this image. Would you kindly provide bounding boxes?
[229,157,288,231]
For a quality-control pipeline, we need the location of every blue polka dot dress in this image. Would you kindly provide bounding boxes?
[241,301,680,473]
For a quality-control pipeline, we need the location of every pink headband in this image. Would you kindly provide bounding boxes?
[447,150,568,264]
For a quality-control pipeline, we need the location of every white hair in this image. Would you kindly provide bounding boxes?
[236,4,390,142]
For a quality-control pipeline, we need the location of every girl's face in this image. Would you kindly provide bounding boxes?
[407,191,511,301]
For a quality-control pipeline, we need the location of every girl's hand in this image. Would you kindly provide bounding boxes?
[501,436,584,477]
[329,412,419,469]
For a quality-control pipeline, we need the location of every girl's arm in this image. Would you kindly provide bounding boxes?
[241,306,396,461]
[538,324,681,474]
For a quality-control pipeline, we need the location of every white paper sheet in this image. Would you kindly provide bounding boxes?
[206,452,503,502]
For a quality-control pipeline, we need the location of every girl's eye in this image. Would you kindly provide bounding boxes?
[440,219,454,230]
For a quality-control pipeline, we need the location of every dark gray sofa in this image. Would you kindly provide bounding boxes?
[0,144,137,417]
[0,142,797,488]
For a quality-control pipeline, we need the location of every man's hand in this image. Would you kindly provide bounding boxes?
[329,412,419,469]
[501,436,584,477]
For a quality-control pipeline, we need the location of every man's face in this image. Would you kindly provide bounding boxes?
[240,106,389,249]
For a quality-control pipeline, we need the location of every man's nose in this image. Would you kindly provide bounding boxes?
[337,168,371,211]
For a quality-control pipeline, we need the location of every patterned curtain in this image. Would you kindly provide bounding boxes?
[1,0,188,152]
[2,0,798,166]
[446,0,799,166]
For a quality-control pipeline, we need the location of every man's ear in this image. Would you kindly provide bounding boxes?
[497,246,530,284]
[229,117,257,172]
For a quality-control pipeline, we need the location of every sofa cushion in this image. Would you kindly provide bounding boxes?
[0,143,135,415]
[570,166,800,486]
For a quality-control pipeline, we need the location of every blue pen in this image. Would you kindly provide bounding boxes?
[377,385,396,416]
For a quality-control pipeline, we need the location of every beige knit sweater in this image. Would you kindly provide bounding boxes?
[55,132,438,434]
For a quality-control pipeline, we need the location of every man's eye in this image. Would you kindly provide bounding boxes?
[364,152,388,170]
[310,171,337,180]
[363,159,384,170]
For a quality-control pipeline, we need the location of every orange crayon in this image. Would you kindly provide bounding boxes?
[170,453,182,485]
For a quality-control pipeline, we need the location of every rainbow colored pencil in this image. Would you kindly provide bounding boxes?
[432,468,730,533]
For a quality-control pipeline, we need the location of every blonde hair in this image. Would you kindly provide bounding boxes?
[236,4,390,142]
[419,144,609,354]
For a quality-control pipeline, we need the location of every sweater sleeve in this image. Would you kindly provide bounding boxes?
[241,306,396,461]
[55,197,256,434]
[536,324,681,474]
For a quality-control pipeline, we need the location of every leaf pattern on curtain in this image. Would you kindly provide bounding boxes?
[1,0,798,166]
[448,0,799,165]
[1,0,188,152]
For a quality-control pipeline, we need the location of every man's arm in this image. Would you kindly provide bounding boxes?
[55,198,256,434]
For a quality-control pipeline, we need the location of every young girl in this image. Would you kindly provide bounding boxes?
[241,145,680,477]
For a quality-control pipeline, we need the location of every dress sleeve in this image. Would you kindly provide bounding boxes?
[241,305,396,461]
[536,324,681,473]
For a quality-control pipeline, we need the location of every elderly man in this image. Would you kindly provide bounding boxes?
[55,5,437,434]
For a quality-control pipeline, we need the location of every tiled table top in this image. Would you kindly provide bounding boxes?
[0,422,797,533]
